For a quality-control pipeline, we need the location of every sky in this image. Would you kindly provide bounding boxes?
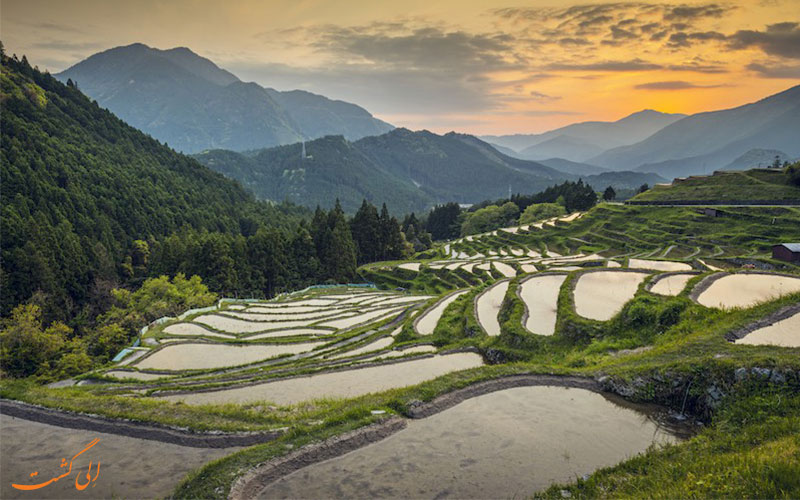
[2,0,800,134]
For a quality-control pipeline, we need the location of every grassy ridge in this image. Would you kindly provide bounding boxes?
[632,169,800,202]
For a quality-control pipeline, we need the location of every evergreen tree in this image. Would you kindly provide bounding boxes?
[321,200,357,282]
[350,199,381,264]
[426,202,461,240]
[603,186,616,201]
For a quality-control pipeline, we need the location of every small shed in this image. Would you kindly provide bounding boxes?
[703,208,720,217]
[772,243,800,262]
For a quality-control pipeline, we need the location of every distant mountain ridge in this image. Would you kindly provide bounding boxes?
[56,43,393,153]
[194,129,667,213]
[591,85,800,178]
[481,109,686,162]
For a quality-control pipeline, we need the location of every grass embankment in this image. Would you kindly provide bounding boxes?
[631,169,800,203]
[446,204,800,264]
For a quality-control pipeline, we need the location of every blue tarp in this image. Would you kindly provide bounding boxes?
[111,348,133,363]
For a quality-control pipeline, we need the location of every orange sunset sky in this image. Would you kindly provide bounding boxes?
[2,0,799,134]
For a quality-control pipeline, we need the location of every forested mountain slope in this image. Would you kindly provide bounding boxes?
[0,50,305,321]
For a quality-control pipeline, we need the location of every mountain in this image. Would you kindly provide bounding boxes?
[195,129,660,213]
[720,148,792,171]
[486,142,523,158]
[55,43,392,153]
[1,51,303,318]
[537,158,610,176]
[195,136,434,214]
[583,171,667,191]
[480,110,686,161]
[195,129,571,212]
[591,85,800,178]
[357,130,571,204]
[518,134,605,162]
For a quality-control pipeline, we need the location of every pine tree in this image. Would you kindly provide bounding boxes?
[350,199,381,264]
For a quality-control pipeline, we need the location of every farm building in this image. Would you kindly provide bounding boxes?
[772,243,800,262]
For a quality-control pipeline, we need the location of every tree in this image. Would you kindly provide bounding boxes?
[772,155,782,169]
[519,203,566,224]
[320,200,357,282]
[603,186,616,201]
[638,183,650,194]
[461,202,520,236]
[351,200,381,264]
[426,202,461,240]
[785,161,800,186]
[0,304,69,378]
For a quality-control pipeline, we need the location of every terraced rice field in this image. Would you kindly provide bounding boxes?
[476,280,510,336]
[650,273,696,296]
[574,271,650,321]
[735,312,800,347]
[89,288,442,383]
[256,386,681,499]
[162,353,484,406]
[518,274,567,336]
[135,342,324,371]
[416,290,469,335]
[695,273,800,309]
[629,259,693,272]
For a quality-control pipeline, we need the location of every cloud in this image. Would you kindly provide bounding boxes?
[529,91,562,101]
[746,62,800,78]
[545,59,662,71]
[634,80,727,89]
[666,62,728,73]
[728,22,800,59]
[667,31,726,48]
[663,4,732,20]
[557,37,592,46]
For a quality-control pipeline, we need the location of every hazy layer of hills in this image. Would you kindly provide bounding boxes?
[591,85,800,178]
[482,110,686,162]
[721,149,793,171]
[195,129,664,213]
[56,44,392,153]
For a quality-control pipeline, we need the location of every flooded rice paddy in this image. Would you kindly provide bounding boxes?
[475,280,510,336]
[735,311,800,347]
[574,271,650,321]
[161,352,484,406]
[650,273,695,296]
[696,273,800,309]
[135,342,324,371]
[0,414,236,500]
[518,274,567,336]
[256,386,684,499]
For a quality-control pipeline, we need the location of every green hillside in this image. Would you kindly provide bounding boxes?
[631,168,800,203]
[0,51,304,320]
[195,136,434,213]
